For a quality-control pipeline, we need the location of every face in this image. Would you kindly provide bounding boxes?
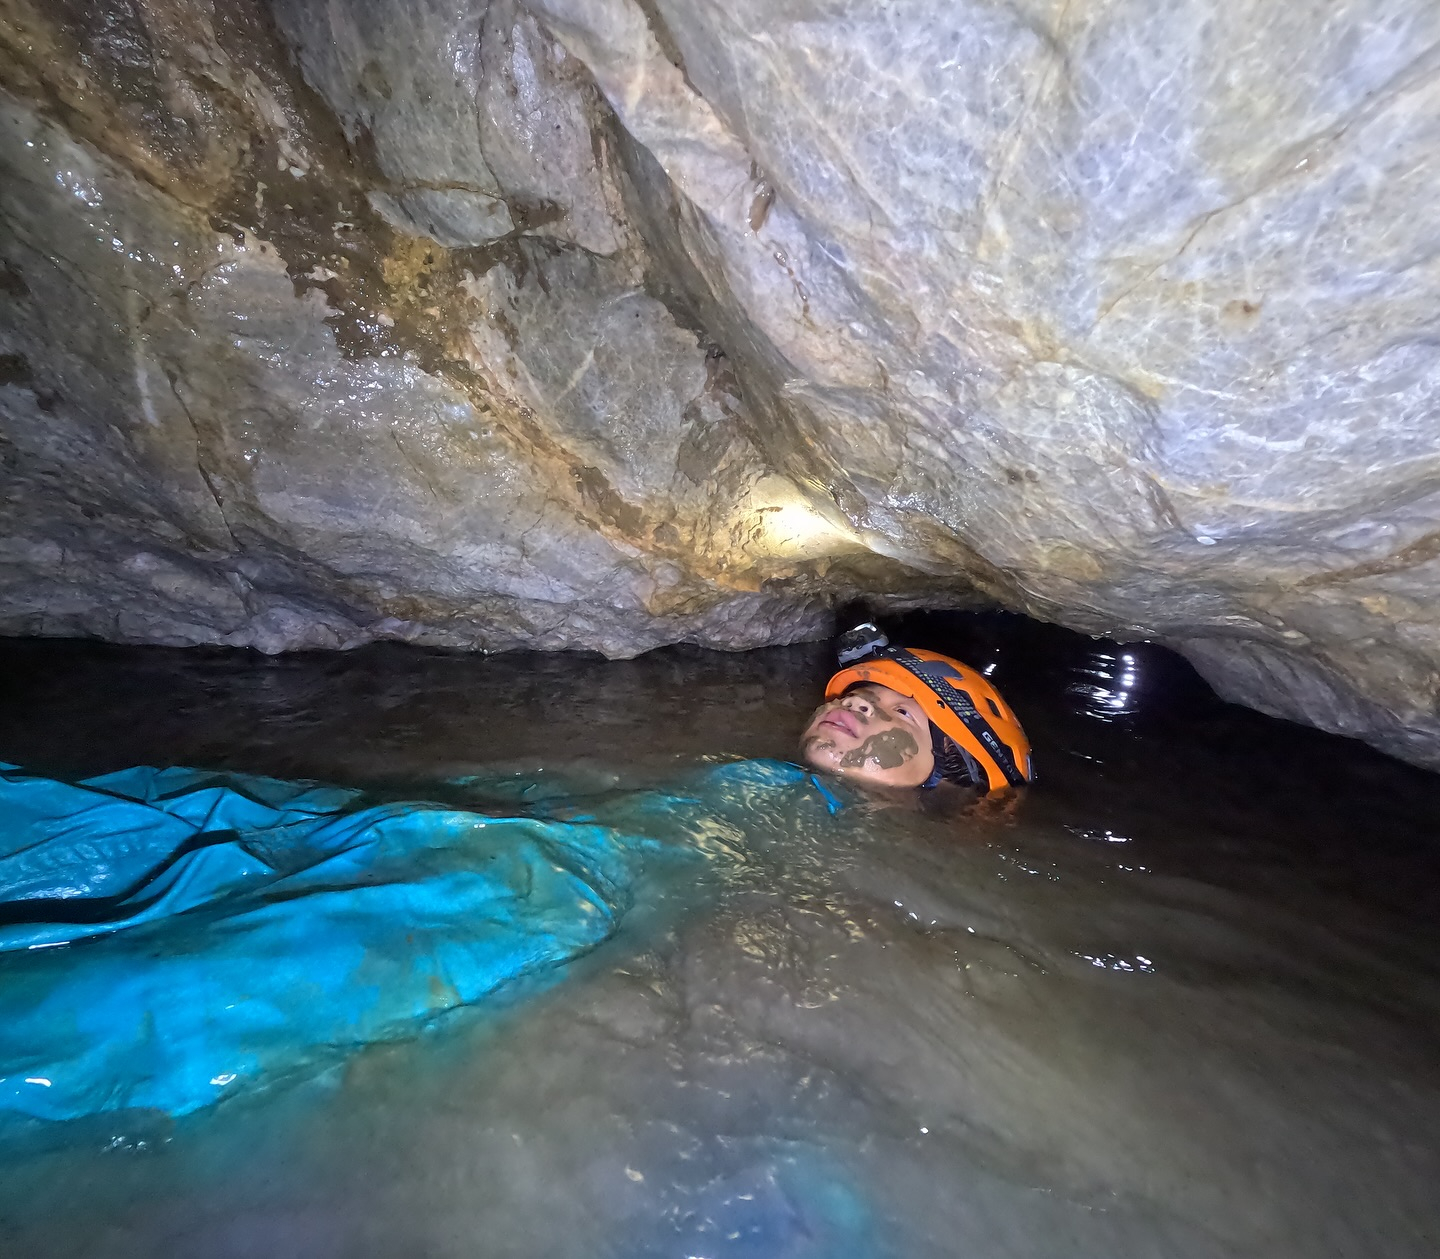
[798,683,936,788]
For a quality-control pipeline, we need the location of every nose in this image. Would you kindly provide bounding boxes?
[841,694,872,716]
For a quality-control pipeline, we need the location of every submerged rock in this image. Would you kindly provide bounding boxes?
[1,0,1438,768]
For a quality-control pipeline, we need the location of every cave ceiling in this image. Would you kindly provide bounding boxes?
[2,0,1439,768]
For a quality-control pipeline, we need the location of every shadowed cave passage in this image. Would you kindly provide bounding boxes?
[0,614,1438,1258]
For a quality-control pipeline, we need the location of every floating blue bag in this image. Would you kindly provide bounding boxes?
[0,764,656,1123]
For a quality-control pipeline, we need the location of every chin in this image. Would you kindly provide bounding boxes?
[798,735,839,766]
[801,752,842,775]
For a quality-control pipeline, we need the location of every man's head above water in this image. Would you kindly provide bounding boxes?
[799,683,937,789]
[802,627,1035,792]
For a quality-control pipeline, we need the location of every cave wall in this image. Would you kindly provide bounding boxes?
[2,0,1439,768]
[0,0,927,657]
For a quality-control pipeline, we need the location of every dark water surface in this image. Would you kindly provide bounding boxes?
[1,614,1438,1257]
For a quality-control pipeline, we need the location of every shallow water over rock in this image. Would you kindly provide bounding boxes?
[1,616,1438,1258]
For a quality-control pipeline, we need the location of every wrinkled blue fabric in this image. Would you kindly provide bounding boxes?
[0,759,848,1127]
[0,763,658,1123]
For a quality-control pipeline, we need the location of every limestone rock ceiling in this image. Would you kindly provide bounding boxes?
[0,0,1437,769]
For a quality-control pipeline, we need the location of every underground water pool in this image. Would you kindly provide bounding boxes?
[0,612,1438,1258]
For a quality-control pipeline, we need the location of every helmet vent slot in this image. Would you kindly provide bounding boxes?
[986,698,1002,717]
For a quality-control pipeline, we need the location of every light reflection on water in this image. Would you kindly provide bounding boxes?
[1067,648,1142,719]
[0,614,1438,1258]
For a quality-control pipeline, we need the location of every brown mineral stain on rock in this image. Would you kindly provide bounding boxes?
[1222,297,1264,328]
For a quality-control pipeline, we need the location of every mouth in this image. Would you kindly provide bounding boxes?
[817,711,858,738]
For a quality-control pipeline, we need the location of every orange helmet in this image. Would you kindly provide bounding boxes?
[825,647,1033,792]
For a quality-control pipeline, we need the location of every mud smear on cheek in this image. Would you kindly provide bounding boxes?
[839,729,918,770]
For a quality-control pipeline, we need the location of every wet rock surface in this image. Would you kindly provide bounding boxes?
[2,0,1439,768]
